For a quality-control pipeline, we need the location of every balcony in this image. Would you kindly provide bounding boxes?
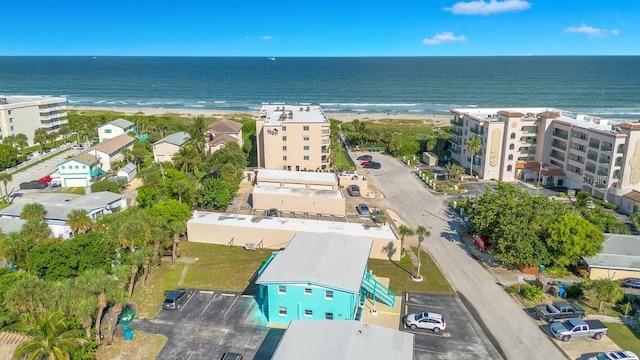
[587,154,597,162]
[449,127,462,136]
[585,165,596,174]
[449,137,461,145]
[521,127,537,134]
[617,147,625,154]
[601,145,612,152]
[597,170,609,176]
[470,127,483,135]
[451,119,463,126]
[599,157,610,164]
[550,152,565,162]
[613,173,620,180]
[523,139,537,144]
[449,147,461,154]
[589,142,600,149]
[551,140,566,150]
[615,158,623,167]
[553,130,569,139]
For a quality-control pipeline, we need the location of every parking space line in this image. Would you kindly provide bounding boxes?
[201,293,218,315]
[223,295,240,318]
[241,294,253,298]
[220,293,236,297]
[199,290,214,294]
[403,329,445,338]
[404,302,443,309]
[179,291,196,312]
[414,347,445,354]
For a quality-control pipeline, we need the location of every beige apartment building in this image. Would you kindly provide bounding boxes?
[256,105,331,171]
[449,107,640,211]
[0,96,68,145]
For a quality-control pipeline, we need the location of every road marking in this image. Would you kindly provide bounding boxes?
[201,293,218,315]
[199,290,214,294]
[179,291,196,312]
[220,293,236,297]
[241,294,253,298]
[404,302,443,309]
[414,347,444,354]
[224,295,240,318]
[404,329,445,338]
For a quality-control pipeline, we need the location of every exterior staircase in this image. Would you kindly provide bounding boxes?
[360,271,396,308]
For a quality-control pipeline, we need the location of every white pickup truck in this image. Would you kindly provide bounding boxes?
[549,318,608,342]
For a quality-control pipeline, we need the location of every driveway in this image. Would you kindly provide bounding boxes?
[353,151,567,359]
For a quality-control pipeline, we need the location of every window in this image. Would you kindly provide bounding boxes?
[325,291,333,300]
[507,165,513,172]
[278,285,286,294]
[303,126,309,131]
[282,136,287,141]
[509,144,514,150]
[282,166,288,170]
[303,136,309,141]
[7,110,11,115]
[105,129,112,134]
[325,312,334,320]
[283,156,287,160]
[8,118,12,123]
[61,166,65,169]
[10,126,14,131]
[304,288,312,295]
[304,310,313,317]
[303,156,309,160]
[303,146,309,150]
[282,146,287,151]
[508,154,513,160]
[282,126,287,131]
[510,133,516,139]
[82,165,87,169]
[279,307,287,316]
[75,166,79,169]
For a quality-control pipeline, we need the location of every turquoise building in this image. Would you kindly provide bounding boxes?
[255,232,395,326]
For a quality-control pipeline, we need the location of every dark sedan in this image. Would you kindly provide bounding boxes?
[363,161,381,169]
[20,180,49,190]
[621,278,640,289]
[357,154,372,161]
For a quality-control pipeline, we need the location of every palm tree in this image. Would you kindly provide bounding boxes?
[187,115,207,155]
[14,134,29,152]
[398,225,414,254]
[67,209,92,235]
[173,147,201,175]
[20,203,45,221]
[58,124,72,143]
[33,128,48,152]
[8,311,88,360]
[466,135,482,178]
[590,278,625,312]
[0,172,12,201]
[413,226,431,280]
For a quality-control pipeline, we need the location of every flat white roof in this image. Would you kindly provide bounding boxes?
[259,104,328,125]
[555,114,622,133]
[189,211,397,240]
[257,169,337,184]
[0,95,67,108]
[451,107,552,120]
[253,185,343,199]
[272,320,414,360]
[256,232,373,293]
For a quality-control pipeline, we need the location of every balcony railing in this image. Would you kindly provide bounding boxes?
[599,158,610,164]
[597,170,608,176]
[551,141,566,150]
[470,127,483,135]
[613,174,620,180]
[523,139,537,144]
[553,131,569,140]
[451,119,463,126]
[601,146,612,152]
[617,147,625,154]
[550,152,565,161]
[615,159,623,167]
[589,142,599,149]
[585,166,596,173]
[449,137,461,145]
[449,147,461,154]
[450,128,462,136]
[587,154,597,162]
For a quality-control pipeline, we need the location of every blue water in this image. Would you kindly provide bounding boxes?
[1,56,639,117]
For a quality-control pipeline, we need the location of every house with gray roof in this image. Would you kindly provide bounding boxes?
[271,320,414,360]
[584,233,640,280]
[152,131,190,163]
[88,134,135,172]
[255,232,396,326]
[98,118,136,143]
[205,119,243,154]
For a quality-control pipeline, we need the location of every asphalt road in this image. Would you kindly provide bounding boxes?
[355,152,567,360]
[3,145,77,196]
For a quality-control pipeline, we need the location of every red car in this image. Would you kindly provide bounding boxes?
[39,175,52,183]
[361,161,371,166]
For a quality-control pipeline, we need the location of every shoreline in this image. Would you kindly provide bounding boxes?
[69,106,452,124]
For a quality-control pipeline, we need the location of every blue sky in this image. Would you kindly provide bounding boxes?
[0,0,638,56]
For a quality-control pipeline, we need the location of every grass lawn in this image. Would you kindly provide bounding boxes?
[95,331,167,360]
[332,141,353,171]
[607,322,640,354]
[367,248,454,295]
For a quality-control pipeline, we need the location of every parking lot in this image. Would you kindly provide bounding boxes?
[134,290,283,360]
[401,293,503,360]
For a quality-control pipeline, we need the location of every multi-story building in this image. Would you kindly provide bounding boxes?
[0,96,68,145]
[256,105,331,171]
[448,107,640,211]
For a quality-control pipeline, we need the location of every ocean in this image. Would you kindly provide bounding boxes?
[1,56,639,118]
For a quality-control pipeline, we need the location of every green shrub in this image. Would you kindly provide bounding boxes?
[504,284,520,295]
[91,179,119,193]
[565,283,584,299]
[521,284,543,301]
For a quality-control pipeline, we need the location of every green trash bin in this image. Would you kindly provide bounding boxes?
[118,308,135,326]
[539,264,545,273]
[123,325,134,340]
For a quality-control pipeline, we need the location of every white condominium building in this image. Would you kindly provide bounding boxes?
[256,105,331,171]
[449,107,640,212]
[0,95,68,146]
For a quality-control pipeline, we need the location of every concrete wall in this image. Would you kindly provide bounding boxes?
[337,172,369,194]
[153,142,180,163]
[589,267,640,280]
[252,191,346,216]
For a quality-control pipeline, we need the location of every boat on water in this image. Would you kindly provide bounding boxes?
[268,57,276,61]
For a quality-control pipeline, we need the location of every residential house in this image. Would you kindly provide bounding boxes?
[152,131,190,163]
[0,192,125,239]
[116,162,137,183]
[255,105,331,171]
[205,119,243,154]
[271,320,414,360]
[255,233,396,326]
[88,134,135,172]
[97,118,136,143]
[583,233,640,280]
[0,95,68,145]
[57,152,104,188]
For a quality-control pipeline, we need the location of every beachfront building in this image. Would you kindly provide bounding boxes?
[152,131,190,163]
[448,107,640,209]
[57,152,104,188]
[87,134,135,172]
[252,169,345,216]
[97,118,136,143]
[205,119,243,154]
[271,320,414,360]
[255,233,396,326]
[0,95,68,146]
[0,192,125,239]
[255,105,331,171]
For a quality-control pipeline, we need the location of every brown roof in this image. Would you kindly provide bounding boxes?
[91,134,135,155]
[497,110,524,117]
[623,190,640,203]
[618,122,640,130]
[74,152,99,166]
[208,119,242,134]
[537,111,560,119]
[518,161,565,176]
[209,133,240,147]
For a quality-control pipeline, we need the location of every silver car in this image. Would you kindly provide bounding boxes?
[404,311,446,332]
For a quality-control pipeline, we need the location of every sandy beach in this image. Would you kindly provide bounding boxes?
[69,106,452,124]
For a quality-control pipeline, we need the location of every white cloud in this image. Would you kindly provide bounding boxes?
[422,32,468,45]
[444,0,531,15]
[562,24,618,38]
[260,35,274,40]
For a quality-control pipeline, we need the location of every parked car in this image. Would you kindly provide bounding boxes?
[404,311,446,333]
[360,160,371,166]
[356,203,370,216]
[346,184,361,196]
[39,175,52,183]
[220,353,244,360]
[590,351,639,360]
[71,144,85,150]
[162,289,190,310]
[363,161,381,169]
[51,179,62,188]
[27,151,41,160]
[620,277,640,289]
[549,318,608,342]
[266,208,278,217]
[534,301,585,323]
[357,155,372,161]
[19,180,49,190]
